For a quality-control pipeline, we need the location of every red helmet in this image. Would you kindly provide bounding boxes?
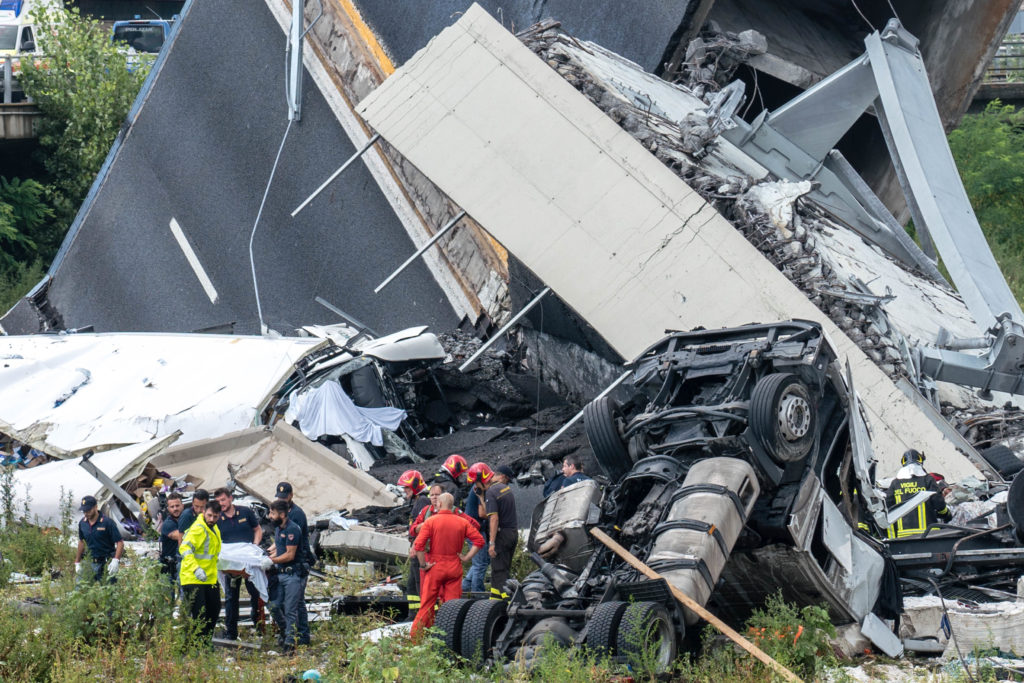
[466,462,493,484]
[397,470,426,496]
[442,454,468,479]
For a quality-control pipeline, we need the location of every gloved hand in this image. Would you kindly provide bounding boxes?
[74,562,82,575]
[107,558,119,576]
[193,567,207,582]
[259,556,274,571]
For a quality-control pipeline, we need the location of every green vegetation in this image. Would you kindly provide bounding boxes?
[948,101,1024,302]
[0,5,149,311]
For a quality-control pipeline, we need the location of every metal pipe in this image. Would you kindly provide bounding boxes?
[291,133,381,216]
[374,211,466,293]
[3,58,11,105]
[540,370,631,451]
[315,295,380,337]
[458,287,550,372]
[287,0,304,121]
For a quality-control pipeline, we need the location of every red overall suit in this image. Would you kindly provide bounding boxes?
[410,509,485,638]
[409,505,480,595]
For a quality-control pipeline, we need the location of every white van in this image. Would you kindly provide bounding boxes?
[0,0,42,57]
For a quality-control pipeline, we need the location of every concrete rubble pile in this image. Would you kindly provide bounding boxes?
[519,22,1024,452]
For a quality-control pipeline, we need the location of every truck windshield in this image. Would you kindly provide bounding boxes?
[113,25,164,53]
[0,25,17,50]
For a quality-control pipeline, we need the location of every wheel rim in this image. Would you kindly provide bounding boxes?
[777,389,811,441]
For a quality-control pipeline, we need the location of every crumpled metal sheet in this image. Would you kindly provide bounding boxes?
[0,332,325,455]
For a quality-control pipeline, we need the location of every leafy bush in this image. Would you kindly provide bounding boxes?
[744,592,837,680]
[61,558,174,643]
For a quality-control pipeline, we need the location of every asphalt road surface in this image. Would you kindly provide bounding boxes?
[3,0,458,336]
[352,0,692,73]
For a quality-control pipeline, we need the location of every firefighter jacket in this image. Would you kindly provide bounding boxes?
[179,516,222,585]
[885,474,951,539]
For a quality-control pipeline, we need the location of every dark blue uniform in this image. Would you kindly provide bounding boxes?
[543,472,591,498]
[159,513,181,600]
[286,503,313,564]
[216,505,259,543]
[462,486,490,592]
[159,514,181,566]
[178,508,198,533]
[216,505,261,639]
[269,520,308,648]
[78,514,122,583]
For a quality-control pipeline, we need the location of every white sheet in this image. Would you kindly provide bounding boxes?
[286,382,406,446]
[218,542,270,602]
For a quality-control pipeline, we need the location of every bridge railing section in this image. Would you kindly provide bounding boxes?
[986,36,1024,83]
[1,54,46,105]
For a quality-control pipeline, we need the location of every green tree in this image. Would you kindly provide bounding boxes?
[948,100,1024,302]
[17,4,149,232]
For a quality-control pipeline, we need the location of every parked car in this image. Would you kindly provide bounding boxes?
[110,17,173,55]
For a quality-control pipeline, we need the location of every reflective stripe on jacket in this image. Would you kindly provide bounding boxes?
[179,517,222,585]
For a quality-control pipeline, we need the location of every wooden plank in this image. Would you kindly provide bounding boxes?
[590,527,802,683]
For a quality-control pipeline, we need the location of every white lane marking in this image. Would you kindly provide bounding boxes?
[169,217,219,304]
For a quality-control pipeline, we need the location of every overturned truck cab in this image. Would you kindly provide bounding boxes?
[437,320,895,666]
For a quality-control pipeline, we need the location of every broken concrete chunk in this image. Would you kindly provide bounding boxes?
[736,30,768,56]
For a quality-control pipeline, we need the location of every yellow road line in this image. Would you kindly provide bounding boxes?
[336,0,394,75]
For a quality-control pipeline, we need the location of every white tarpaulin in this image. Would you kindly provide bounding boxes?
[12,433,180,529]
[218,542,270,602]
[0,332,325,455]
[285,381,406,446]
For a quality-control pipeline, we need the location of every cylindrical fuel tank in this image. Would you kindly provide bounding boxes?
[646,457,759,624]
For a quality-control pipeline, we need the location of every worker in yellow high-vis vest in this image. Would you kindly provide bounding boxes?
[180,498,223,640]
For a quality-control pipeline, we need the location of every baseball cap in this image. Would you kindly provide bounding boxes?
[275,482,293,499]
[495,465,515,480]
[79,495,97,511]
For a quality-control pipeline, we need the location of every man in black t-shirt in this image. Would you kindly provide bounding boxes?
[214,487,264,640]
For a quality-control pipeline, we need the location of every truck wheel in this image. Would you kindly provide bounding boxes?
[616,601,677,672]
[584,396,631,480]
[460,599,508,664]
[750,373,816,462]
[979,444,1023,478]
[434,598,475,656]
[586,600,627,657]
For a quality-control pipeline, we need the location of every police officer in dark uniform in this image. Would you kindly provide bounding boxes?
[159,492,184,599]
[267,499,307,651]
[177,489,209,535]
[272,482,311,646]
[213,487,264,640]
[885,449,952,539]
[74,495,123,584]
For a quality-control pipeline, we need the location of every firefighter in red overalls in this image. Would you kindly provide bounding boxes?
[410,492,485,639]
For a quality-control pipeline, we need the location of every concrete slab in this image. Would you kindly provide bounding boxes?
[152,422,401,516]
[357,5,982,482]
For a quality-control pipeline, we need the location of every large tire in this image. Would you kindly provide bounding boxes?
[749,373,816,462]
[434,598,475,656]
[616,601,678,672]
[586,600,628,657]
[980,444,1023,479]
[460,599,508,663]
[584,396,631,480]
